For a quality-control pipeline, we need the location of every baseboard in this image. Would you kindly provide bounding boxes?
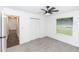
[48,36,79,48]
[20,36,49,45]
[39,36,49,39]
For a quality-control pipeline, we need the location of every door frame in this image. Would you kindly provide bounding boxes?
[6,15,20,48]
[2,13,20,52]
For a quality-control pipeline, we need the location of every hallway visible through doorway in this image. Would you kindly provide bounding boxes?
[7,15,19,48]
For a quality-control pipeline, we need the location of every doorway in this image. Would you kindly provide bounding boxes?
[7,15,19,48]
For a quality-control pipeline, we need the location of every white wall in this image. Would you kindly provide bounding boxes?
[19,11,46,44]
[47,10,79,47]
[3,8,46,44]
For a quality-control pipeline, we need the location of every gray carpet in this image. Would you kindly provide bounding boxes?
[7,37,79,52]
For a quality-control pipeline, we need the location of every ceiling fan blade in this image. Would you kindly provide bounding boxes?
[50,7,55,10]
[48,7,56,12]
[52,10,59,12]
[41,9,48,14]
[41,9,47,11]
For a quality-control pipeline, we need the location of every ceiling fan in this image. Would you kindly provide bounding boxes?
[41,6,59,15]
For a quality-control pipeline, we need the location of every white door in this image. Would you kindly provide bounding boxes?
[2,11,8,52]
[0,12,2,52]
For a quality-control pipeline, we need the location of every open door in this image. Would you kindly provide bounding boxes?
[2,11,8,52]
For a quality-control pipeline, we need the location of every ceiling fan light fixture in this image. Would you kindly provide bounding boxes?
[45,13,50,15]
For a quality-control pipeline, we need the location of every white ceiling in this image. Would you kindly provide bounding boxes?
[2,6,79,14]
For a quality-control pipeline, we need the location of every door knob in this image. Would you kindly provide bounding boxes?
[0,36,6,38]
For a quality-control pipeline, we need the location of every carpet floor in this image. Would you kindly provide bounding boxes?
[7,37,79,52]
